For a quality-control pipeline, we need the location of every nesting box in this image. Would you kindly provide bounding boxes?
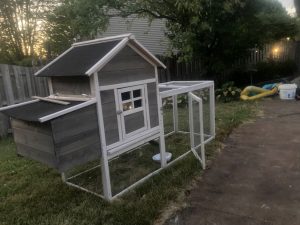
[1,34,166,172]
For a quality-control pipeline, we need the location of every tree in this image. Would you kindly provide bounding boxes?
[109,0,297,75]
[295,0,300,16]
[0,0,57,64]
[44,0,109,58]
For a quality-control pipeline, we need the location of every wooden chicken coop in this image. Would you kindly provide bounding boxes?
[0,34,215,201]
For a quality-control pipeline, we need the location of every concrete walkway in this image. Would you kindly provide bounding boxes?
[166,99,300,225]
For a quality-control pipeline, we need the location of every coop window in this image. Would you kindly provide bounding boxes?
[120,87,143,112]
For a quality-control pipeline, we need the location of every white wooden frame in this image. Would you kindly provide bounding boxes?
[159,81,215,169]
[62,79,215,201]
[117,84,148,139]
[63,70,164,201]
[188,92,205,169]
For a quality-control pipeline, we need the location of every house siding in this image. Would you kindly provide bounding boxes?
[99,16,169,56]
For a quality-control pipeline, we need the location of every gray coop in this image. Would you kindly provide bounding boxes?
[1,34,216,201]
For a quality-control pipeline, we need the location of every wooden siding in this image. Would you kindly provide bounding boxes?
[51,104,101,172]
[51,76,91,96]
[11,105,101,173]
[98,46,155,86]
[147,82,159,128]
[124,111,144,134]
[11,119,57,168]
[100,90,119,145]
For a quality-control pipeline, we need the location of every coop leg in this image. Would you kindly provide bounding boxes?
[158,104,167,168]
[61,173,67,182]
[101,153,112,201]
[172,95,178,132]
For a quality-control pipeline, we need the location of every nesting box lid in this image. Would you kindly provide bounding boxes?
[1,100,96,123]
[35,34,166,77]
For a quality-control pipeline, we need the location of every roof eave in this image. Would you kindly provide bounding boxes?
[129,38,167,69]
[85,37,130,76]
[34,46,75,76]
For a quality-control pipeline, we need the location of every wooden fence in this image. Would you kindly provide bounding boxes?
[158,40,300,83]
[0,64,48,137]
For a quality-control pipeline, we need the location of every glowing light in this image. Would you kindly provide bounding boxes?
[286,37,290,41]
[273,47,279,53]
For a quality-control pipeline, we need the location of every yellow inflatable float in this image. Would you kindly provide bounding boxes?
[240,84,279,101]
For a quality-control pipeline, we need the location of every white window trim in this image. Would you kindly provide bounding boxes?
[117,84,148,139]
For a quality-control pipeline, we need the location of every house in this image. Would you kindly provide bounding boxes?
[99,14,169,56]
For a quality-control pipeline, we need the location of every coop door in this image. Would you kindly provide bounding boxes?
[188,92,206,169]
[117,85,147,139]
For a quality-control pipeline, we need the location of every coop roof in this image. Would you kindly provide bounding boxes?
[0,99,96,123]
[35,34,166,77]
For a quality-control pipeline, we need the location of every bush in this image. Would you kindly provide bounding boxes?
[255,59,297,80]
[216,82,241,102]
[220,59,298,87]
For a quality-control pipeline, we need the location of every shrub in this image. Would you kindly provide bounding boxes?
[216,82,241,102]
[255,59,297,80]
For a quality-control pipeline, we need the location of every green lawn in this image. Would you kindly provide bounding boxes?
[0,101,259,225]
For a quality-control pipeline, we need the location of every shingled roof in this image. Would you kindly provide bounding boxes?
[35,34,166,77]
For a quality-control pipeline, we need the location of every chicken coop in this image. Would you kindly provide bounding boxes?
[0,34,215,201]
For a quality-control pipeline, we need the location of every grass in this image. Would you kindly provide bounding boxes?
[0,101,259,225]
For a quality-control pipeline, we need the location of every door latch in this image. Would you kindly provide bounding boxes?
[116,110,123,115]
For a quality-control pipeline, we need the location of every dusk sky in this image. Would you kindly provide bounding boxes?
[278,0,296,15]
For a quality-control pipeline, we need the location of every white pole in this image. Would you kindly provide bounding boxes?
[199,97,206,169]
[209,84,216,137]
[188,93,195,150]
[173,95,178,132]
[94,72,112,200]
[155,66,167,167]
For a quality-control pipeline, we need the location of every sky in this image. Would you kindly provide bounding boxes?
[278,0,296,15]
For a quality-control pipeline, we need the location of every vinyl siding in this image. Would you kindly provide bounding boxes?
[99,15,169,56]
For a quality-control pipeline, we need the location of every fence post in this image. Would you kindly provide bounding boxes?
[12,66,25,102]
[1,64,15,105]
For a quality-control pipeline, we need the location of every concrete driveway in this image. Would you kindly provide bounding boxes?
[166,99,300,225]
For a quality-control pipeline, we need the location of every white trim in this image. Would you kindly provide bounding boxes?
[72,34,132,47]
[159,81,214,98]
[0,99,39,112]
[32,96,70,105]
[188,92,206,169]
[129,39,166,69]
[172,95,178,132]
[38,99,96,122]
[48,78,53,95]
[127,43,157,68]
[99,79,156,91]
[114,88,123,143]
[94,72,113,200]
[210,84,216,137]
[65,181,105,199]
[117,84,148,139]
[156,66,167,168]
[111,166,163,200]
[34,47,74,76]
[144,83,151,129]
[85,38,129,75]
[89,75,96,97]
[107,128,160,159]
[106,126,159,151]
[122,107,143,116]
[48,95,92,102]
